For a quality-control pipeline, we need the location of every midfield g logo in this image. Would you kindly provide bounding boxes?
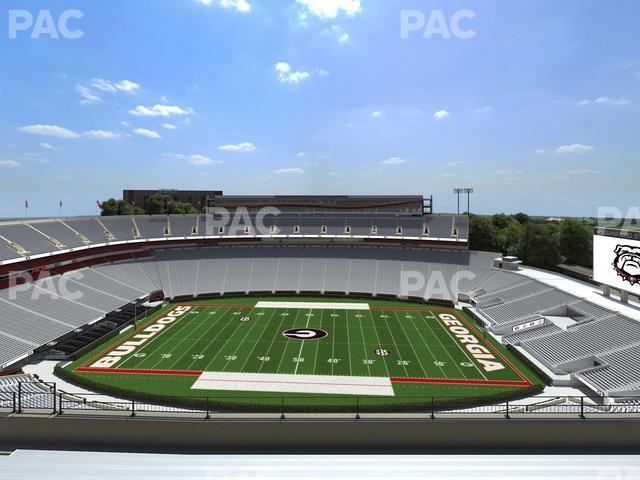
[282,328,328,340]
[613,245,640,287]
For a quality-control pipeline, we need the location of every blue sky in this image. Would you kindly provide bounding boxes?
[0,0,639,218]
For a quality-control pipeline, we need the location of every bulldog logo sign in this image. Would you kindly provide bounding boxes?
[613,245,640,287]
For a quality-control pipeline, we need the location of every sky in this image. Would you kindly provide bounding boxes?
[0,0,639,218]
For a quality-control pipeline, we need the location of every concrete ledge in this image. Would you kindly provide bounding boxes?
[1,416,640,454]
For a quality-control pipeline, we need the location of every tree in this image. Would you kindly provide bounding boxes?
[514,212,530,225]
[559,218,592,267]
[519,224,561,270]
[144,194,168,214]
[496,222,523,256]
[469,214,500,253]
[100,198,143,216]
[492,213,513,230]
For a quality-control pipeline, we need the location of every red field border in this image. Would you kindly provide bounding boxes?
[74,366,531,387]
[75,303,533,388]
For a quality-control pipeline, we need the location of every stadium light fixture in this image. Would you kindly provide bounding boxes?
[454,188,474,215]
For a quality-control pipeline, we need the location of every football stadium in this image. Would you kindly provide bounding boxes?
[0,192,639,445]
[1,1,640,462]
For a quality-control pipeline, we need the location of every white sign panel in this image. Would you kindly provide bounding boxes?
[593,230,640,296]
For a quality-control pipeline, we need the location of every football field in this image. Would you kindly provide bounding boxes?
[68,298,537,404]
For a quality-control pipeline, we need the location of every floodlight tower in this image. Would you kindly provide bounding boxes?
[454,188,474,215]
[453,188,463,215]
[464,188,474,215]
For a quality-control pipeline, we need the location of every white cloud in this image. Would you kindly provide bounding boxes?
[380,157,406,165]
[274,168,304,174]
[555,144,594,155]
[120,121,130,127]
[91,78,140,93]
[474,106,492,113]
[133,128,162,139]
[196,0,251,12]
[323,25,350,43]
[19,124,81,139]
[533,149,546,155]
[275,62,310,84]
[84,130,121,140]
[577,96,630,106]
[57,174,72,181]
[76,85,103,105]
[164,153,222,166]
[218,142,256,152]
[0,160,20,168]
[490,169,524,177]
[115,80,140,93]
[39,143,58,151]
[129,104,195,117]
[296,152,307,158]
[567,168,600,176]
[433,110,451,120]
[23,152,49,163]
[443,160,468,168]
[162,123,178,130]
[370,111,382,118]
[296,0,361,18]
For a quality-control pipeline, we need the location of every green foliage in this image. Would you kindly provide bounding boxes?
[99,198,144,216]
[514,212,530,225]
[519,224,561,270]
[469,214,500,252]
[144,194,197,215]
[100,195,198,216]
[470,213,592,270]
[559,218,593,267]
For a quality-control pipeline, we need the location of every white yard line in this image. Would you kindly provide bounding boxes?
[390,311,431,378]
[424,311,486,380]
[221,307,268,372]
[404,313,447,378]
[293,309,313,375]
[378,313,410,377]
[275,309,303,374]
[117,307,205,369]
[238,308,280,371]
[198,309,252,372]
[145,308,215,370]
[354,310,372,377]
[366,310,391,377]
[166,307,235,371]
[258,309,291,374]
[344,310,353,376]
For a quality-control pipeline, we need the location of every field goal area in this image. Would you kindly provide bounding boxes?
[75,301,532,396]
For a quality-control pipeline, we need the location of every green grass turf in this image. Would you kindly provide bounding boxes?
[61,296,544,410]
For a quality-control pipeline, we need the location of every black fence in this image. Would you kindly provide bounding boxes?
[1,382,640,419]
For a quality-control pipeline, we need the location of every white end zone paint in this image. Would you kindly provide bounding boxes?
[191,372,394,396]
[254,301,370,310]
